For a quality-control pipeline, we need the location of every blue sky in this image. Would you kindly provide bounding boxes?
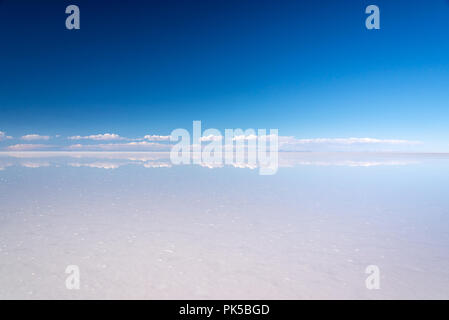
[0,0,449,151]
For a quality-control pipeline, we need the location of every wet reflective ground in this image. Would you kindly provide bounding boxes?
[1,152,449,299]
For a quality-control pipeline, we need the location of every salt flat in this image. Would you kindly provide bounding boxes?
[0,152,448,299]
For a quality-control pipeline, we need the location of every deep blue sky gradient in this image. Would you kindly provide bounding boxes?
[1,0,448,150]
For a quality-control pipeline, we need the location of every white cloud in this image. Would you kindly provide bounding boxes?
[2,130,423,153]
[68,133,125,141]
[0,131,12,140]
[21,134,51,141]
[144,135,171,141]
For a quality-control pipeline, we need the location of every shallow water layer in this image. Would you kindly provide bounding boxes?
[0,152,449,299]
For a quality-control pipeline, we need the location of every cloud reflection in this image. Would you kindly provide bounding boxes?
[0,151,436,172]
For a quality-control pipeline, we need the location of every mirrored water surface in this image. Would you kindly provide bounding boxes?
[1,152,449,299]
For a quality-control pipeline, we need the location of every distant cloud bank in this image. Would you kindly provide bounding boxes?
[6,144,54,151]
[0,128,425,152]
[278,136,422,151]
